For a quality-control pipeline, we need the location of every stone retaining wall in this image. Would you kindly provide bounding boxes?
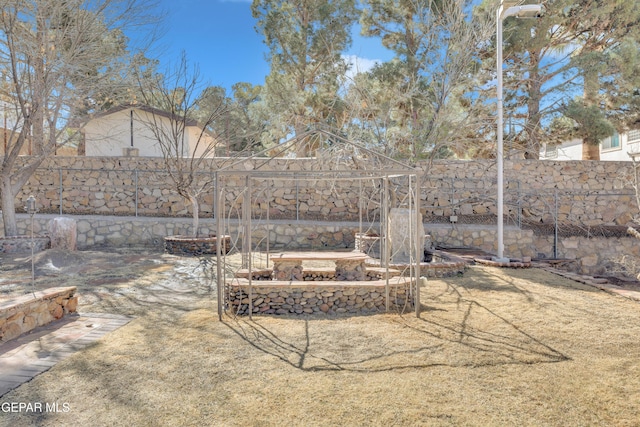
[0,236,51,254]
[227,280,414,316]
[427,223,537,259]
[5,215,360,250]
[533,234,640,275]
[0,287,78,343]
[6,214,636,275]
[12,157,638,227]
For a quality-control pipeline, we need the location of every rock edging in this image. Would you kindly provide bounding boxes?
[0,287,78,343]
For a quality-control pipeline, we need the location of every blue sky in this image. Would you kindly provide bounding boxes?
[152,0,393,92]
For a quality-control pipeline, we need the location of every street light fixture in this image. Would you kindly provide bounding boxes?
[25,195,37,294]
[495,1,543,262]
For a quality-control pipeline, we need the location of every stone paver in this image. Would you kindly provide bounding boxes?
[0,312,131,397]
[543,267,640,302]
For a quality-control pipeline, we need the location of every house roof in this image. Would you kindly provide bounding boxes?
[87,104,200,127]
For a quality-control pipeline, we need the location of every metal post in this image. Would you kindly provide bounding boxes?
[215,172,223,320]
[554,190,558,259]
[358,179,363,237]
[246,176,253,320]
[212,175,216,219]
[450,177,455,218]
[295,173,299,222]
[517,180,521,228]
[59,169,63,215]
[26,195,37,297]
[130,109,134,147]
[134,169,139,217]
[496,4,506,261]
[266,183,271,267]
[414,173,422,318]
[383,176,390,312]
[496,2,543,261]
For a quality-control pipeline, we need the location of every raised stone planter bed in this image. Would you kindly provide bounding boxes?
[0,287,78,343]
[226,277,414,316]
[164,234,231,256]
[0,236,51,254]
[365,250,467,278]
[235,266,401,281]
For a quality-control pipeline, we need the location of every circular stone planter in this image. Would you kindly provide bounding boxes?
[0,236,51,254]
[163,235,231,256]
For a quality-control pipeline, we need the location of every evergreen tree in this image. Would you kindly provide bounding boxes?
[251,0,358,156]
[564,0,640,160]
[357,0,494,160]
[488,0,640,160]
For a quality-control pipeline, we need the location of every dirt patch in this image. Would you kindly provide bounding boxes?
[2,251,640,426]
[1,249,173,301]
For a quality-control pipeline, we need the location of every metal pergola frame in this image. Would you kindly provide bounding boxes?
[213,131,424,319]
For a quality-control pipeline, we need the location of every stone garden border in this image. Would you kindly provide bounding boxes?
[227,277,414,316]
[0,236,50,254]
[0,287,78,343]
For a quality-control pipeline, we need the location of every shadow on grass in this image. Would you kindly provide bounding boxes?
[221,304,569,373]
[218,266,586,373]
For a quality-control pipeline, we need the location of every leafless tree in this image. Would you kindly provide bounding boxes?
[135,53,232,237]
[0,0,158,236]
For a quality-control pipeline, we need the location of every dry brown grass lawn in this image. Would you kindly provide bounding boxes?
[2,250,640,426]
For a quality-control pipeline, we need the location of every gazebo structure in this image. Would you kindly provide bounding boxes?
[212,129,425,319]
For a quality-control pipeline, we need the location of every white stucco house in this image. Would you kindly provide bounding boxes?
[540,129,640,161]
[82,105,218,157]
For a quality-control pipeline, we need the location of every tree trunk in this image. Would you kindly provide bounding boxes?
[581,66,600,160]
[1,175,18,237]
[32,5,47,156]
[525,54,542,160]
[582,139,600,160]
[189,194,200,237]
[294,115,312,157]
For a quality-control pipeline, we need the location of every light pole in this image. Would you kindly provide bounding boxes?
[26,195,37,295]
[495,1,543,261]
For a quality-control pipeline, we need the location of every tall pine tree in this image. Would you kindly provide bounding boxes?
[251,0,357,156]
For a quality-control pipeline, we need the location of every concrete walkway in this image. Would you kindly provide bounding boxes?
[0,312,131,397]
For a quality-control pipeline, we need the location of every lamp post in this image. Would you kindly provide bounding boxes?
[495,1,543,261]
[26,195,37,294]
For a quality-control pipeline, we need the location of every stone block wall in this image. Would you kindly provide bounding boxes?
[0,287,78,343]
[533,234,640,275]
[227,281,413,316]
[5,156,640,276]
[9,215,529,258]
[0,236,51,253]
[5,215,360,250]
[6,214,638,275]
[12,157,639,228]
[427,223,537,259]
